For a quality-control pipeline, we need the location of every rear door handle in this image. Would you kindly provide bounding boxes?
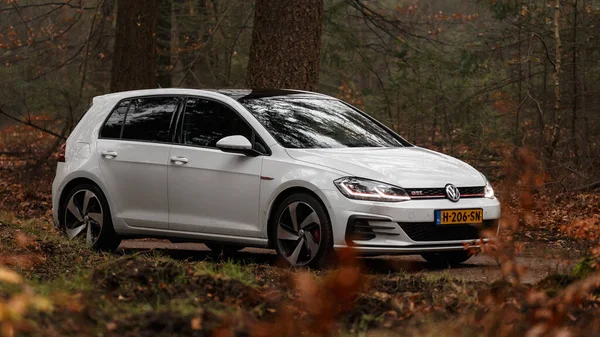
[101,151,118,159]
[170,156,189,165]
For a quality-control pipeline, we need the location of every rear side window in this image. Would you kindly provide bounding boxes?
[121,97,180,142]
[181,98,252,148]
[100,100,130,139]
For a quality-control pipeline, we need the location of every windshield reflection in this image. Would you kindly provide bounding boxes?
[239,98,403,149]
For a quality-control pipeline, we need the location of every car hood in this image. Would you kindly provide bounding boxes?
[285,147,485,188]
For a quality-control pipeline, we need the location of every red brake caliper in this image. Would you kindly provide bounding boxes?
[311,228,320,243]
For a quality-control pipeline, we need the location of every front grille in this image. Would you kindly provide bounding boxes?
[405,186,485,199]
[459,186,485,197]
[398,220,495,242]
[405,188,445,198]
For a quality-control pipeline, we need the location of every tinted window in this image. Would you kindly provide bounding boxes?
[122,97,180,142]
[239,98,404,148]
[181,98,252,148]
[100,100,130,139]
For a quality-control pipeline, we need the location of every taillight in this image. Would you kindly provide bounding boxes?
[58,143,66,162]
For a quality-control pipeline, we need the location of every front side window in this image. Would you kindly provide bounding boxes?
[100,100,130,139]
[181,98,252,148]
[239,98,405,149]
[121,96,180,142]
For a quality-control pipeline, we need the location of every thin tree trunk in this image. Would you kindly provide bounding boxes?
[571,0,579,163]
[581,0,591,161]
[111,0,159,91]
[541,43,548,152]
[549,0,562,157]
[437,70,452,154]
[526,34,533,145]
[516,22,522,145]
[417,64,425,144]
[246,0,323,91]
[156,0,173,88]
[431,108,437,145]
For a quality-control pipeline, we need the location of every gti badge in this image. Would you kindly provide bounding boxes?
[445,184,460,202]
[410,190,423,196]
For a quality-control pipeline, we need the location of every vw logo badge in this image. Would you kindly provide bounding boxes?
[445,184,460,202]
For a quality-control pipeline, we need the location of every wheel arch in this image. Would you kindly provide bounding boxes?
[57,177,106,227]
[266,186,332,248]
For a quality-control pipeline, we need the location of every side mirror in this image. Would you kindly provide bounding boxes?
[216,135,261,156]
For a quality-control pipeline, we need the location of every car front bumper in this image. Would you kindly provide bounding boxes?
[319,189,501,255]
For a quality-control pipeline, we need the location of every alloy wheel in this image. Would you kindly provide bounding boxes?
[64,189,104,246]
[276,201,322,266]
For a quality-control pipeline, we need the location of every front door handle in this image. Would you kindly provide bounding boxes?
[101,151,118,159]
[170,156,189,165]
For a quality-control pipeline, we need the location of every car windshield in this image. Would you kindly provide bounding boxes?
[239,98,405,149]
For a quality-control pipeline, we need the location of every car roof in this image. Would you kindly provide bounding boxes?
[92,88,335,105]
[206,89,335,100]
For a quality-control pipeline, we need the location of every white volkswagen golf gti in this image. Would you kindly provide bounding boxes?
[52,88,500,268]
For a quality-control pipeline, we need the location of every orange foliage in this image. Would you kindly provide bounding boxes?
[491,91,516,114]
[251,249,363,337]
[0,116,61,168]
[337,79,364,108]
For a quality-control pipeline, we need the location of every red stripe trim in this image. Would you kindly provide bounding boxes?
[409,194,485,199]
[410,195,445,198]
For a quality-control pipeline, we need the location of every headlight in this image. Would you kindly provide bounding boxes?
[480,173,495,199]
[334,177,410,202]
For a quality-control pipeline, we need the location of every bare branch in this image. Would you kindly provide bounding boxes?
[570,180,600,192]
[176,5,232,87]
[0,106,66,140]
[531,32,557,71]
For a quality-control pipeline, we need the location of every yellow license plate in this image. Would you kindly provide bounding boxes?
[435,209,483,225]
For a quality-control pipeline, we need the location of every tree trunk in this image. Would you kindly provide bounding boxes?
[111,0,159,92]
[549,0,562,156]
[541,43,548,152]
[246,0,323,91]
[515,21,522,145]
[571,0,578,163]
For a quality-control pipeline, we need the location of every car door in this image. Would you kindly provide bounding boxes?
[167,97,264,237]
[97,96,181,229]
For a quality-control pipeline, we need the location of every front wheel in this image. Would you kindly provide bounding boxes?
[270,193,334,268]
[421,251,472,267]
[60,184,121,251]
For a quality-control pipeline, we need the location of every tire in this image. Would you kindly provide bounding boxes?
[60,183,121,251]
[205,243,244,254]
[270,193,334,268]
[421,251,472,267]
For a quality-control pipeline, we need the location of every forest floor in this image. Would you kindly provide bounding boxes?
[0,208,596,337]
[1,166,600,336]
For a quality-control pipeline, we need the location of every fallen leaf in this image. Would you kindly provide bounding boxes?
[191,316,202,330]
[0,267,22,284]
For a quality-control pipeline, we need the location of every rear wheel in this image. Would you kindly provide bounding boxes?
[60,184,121,251]
[421,251,472,267]
[270,193,333,268]
[205,243,244,254]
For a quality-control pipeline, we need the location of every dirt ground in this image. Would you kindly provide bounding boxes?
[1,211,599,337]
[121,239,582,284]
